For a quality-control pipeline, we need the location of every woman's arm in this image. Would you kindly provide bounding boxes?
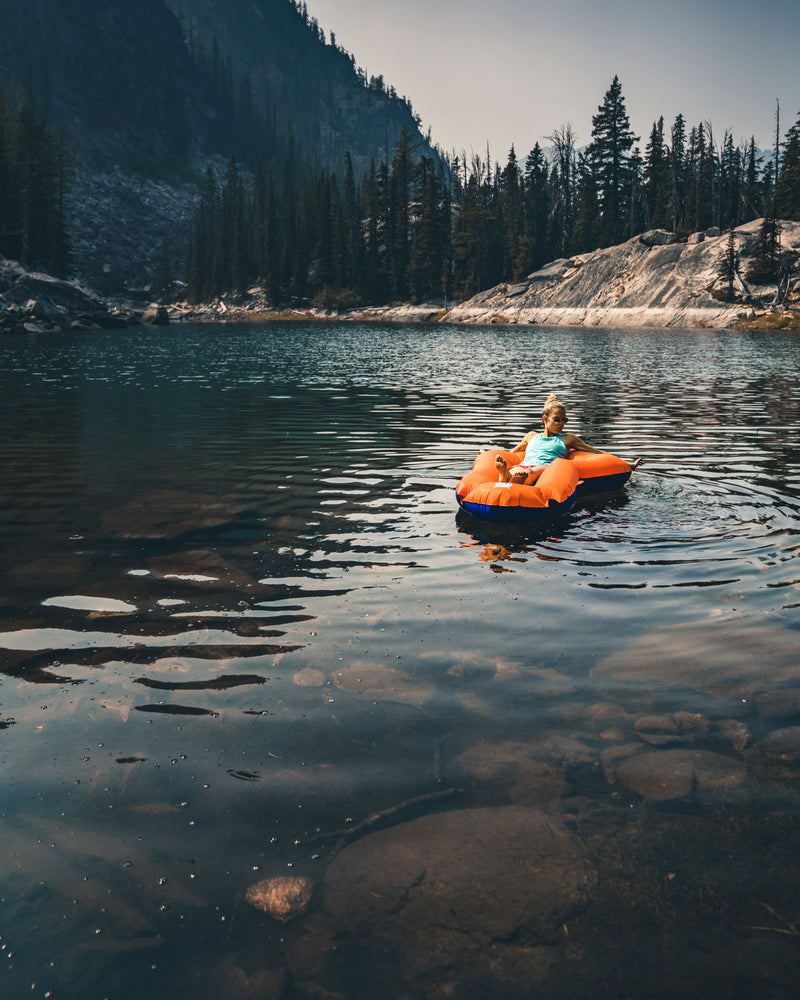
[562,432,605,454]
[564,432,643,468]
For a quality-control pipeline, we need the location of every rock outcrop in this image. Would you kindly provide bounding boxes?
[0,256,140,334]
[444,218,800,329]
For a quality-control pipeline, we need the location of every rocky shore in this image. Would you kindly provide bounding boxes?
[443,217,800,329]
[0,257,157,335]
[3,218,799,335]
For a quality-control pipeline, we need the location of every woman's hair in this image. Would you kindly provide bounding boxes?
[542,393,566,417]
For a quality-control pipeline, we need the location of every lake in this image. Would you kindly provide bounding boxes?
[1,321,799,999]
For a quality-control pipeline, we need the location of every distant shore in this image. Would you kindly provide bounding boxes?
[3,218,799,335]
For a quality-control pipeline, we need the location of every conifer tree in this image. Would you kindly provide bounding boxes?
[774,109,800,220]
[520,143,551,272]
[388,126,417,300]
[643,117,668,230]
[588,75,638,246]
[570,151,600,253]
[716,227,738,300]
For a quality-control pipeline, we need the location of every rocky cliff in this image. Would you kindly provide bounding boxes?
[444,219,800,329]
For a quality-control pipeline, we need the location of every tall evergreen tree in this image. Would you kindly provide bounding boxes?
[668,114,687,232]
[643,117,668,229]
[519,142,551,273]
[717,227,738,300]
[588,75,638,245]
[570,151,601,253]
[774,108,800,220]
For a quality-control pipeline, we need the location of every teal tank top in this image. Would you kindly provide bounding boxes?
[522,433,568,465]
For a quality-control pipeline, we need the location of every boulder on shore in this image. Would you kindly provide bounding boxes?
[0,255,139,335]
[142,304,169,325]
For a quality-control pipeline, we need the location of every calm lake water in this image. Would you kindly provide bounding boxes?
[1,322,799,999]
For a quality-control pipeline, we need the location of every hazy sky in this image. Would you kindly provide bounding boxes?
[306,0,799,159]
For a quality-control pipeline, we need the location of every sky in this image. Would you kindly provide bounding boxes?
[305,0,799,160]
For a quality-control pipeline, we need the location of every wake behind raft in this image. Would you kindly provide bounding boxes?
[456,449,634,524]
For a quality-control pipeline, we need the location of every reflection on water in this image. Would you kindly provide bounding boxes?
[1,323,799,999]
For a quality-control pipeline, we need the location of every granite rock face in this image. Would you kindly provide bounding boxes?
[445,218,800,329]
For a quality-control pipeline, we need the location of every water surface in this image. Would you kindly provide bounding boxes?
[1,323,799,999]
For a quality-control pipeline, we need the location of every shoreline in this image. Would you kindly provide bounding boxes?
[3,215,799,336]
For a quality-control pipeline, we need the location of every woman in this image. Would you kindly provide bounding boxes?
[496,393,643,485]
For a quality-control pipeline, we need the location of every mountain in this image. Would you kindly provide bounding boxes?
[0,0,434,294]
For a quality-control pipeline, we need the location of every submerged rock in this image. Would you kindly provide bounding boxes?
[615,748,749,802]
[451,741,568,806]
[245,875,315,923]
[323,806,594,974]
[592,617,800,700]
[633,711,711,745]
[102,491,242,539]
[333,662,436,709]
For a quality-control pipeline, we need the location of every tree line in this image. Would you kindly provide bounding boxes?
[0,81,70,276]
[184,77,800,308]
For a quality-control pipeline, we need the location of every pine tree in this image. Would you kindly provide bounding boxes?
[668,115,687,232]
[774,109,800,220]
[388,126,417,300]
[718,131,742,230]
[746,215,780,285]
[570,151,600,253]
[588,75,638,246]
[520,143,551,272]
[643,117,668,230]
[716,227,738,301]
[499,146,523,279]
[741,138,763,220]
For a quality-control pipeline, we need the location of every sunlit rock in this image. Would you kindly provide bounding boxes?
[141,304,169,325]
[245,875,315,923]
[323,806,594,975]
[444,218,800,329]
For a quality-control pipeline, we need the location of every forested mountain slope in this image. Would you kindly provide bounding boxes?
[0,0,433,292]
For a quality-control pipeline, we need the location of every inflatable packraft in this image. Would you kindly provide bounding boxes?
[456,448,633,524]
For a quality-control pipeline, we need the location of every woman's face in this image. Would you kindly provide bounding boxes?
[542,407,567,435]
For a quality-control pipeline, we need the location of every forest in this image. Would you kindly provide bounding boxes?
[0,83,70,276]
[1,65,799,306]
[183,77,800,308]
